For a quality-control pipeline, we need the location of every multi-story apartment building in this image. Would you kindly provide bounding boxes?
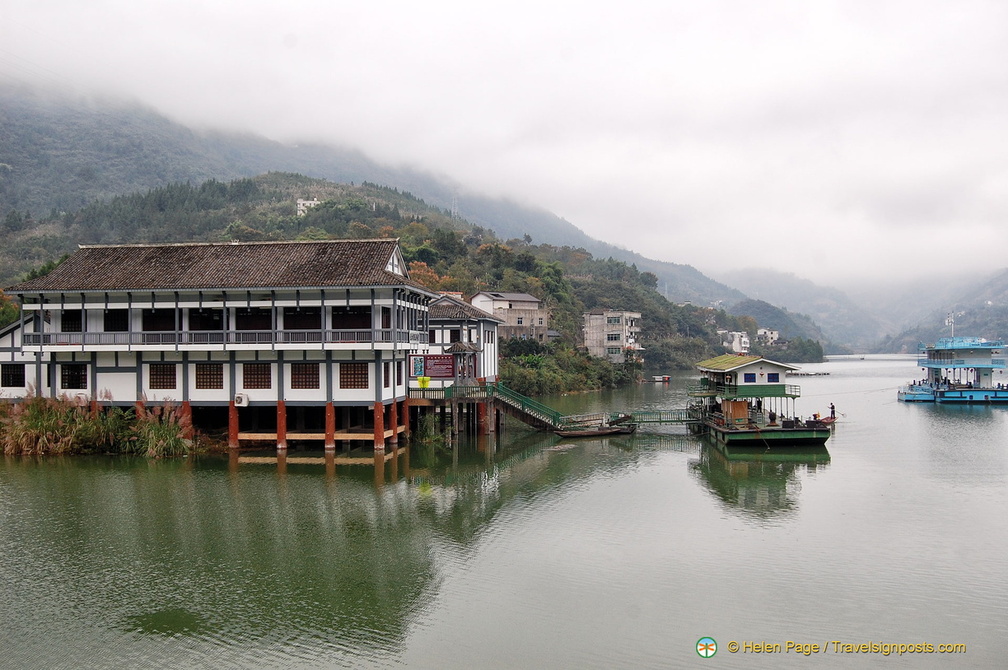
[582,309,643,363]
[3,239,438,453]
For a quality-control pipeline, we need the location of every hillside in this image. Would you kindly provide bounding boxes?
[716,268,886,349]
[728,299,828,343]
[1,84,740,307]
[875,269,1008,352]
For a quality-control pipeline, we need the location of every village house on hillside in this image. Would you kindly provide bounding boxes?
[718,329,751,354]
[3,239,438,454]
[582,308,643,364]
[470,291,549,341]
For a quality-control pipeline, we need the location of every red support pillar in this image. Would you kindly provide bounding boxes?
[325,402,336,451]
[401,396,411,438]
[181,400,194,440]
[389,398,399,445]
[228,401,239,450]
[373,401,386,452]
[477,401,488,435]
[277,400,287,451]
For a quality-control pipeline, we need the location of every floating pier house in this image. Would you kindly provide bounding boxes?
[688,353,831,446]
[2,239,457,461]
[898,337,1008,403]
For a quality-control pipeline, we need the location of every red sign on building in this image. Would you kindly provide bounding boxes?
[409,354,455,379]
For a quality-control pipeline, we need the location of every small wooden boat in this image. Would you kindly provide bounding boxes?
[555,423,638,438]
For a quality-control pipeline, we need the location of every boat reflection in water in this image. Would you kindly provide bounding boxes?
[690,440,830,517]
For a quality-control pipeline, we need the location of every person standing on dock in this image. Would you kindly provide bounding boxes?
[830,403,836,419]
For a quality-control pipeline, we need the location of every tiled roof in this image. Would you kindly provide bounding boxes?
[429,296,502,322]
[8,239,433,293]
[445,342,481,353]
[472,291,540,302]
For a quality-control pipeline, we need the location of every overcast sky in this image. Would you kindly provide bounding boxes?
[3,0,1007,289]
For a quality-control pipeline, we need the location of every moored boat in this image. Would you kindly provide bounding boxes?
[688,353,831,447]
[898,337,1008,403]
[554,424,638,438]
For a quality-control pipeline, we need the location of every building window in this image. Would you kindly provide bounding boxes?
[607,316,621,324]
[1,363,26,387]
[63,310,83,333]
[396,361,403,385]
[485,330,494,344]
[103,309,129,332]
[606,347,621,355]
[189,308,223,331]
[517,317,524,325]
[340,362,368,389]
[383,361,391,388]
[538,318,544,326]
[195,363,224,389]
[243,363,272,389]
[767,372,780,383]
[61,363,87,390]
[744,373,756,383]
[149,363,177,390]
[449,329,461,343]
[283,307,321,330]
[606,333,621,342]
[290,362,320,390]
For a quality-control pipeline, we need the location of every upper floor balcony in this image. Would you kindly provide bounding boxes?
[21,328,428,350]
[918,356,1006,369]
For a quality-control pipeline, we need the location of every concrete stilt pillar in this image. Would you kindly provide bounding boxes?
[277,400,287,451]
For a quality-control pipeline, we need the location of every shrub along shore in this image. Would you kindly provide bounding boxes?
[1,395,197,458]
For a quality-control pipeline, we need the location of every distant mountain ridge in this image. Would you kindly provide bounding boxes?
[0,83,741,307]
[10,83,1004,348]
[715,268,888,349]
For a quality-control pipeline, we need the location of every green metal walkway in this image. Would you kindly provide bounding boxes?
[443,383,703,431]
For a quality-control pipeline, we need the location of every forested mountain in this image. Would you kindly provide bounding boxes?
[875,269,1008,352]
[728,299,828,343]
[4,171,762,372]
[1,84,740,306]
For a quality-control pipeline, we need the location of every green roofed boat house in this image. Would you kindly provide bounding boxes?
[688,354,831,447]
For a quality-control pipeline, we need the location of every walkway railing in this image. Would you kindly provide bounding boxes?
[628,408,704,424]
[449,383,566,429]
[414,383,710,431]
[23,328,430,347]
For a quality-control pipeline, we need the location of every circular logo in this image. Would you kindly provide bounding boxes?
[696,637,717,658]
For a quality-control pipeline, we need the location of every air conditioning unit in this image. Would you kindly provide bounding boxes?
[234,393,249,407]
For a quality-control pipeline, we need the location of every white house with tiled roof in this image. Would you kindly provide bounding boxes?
[470,291,548,341]
[4,239,438,454]
[415,294,502,389]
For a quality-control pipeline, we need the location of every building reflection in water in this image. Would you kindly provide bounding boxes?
[690,441,830,517]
